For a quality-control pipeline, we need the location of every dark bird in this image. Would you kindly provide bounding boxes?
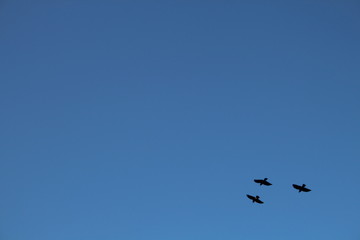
[254,178,272,186]
[246,194,264,204]
[292,184,311,193]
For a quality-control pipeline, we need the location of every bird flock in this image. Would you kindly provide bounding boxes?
[246,178,312,204]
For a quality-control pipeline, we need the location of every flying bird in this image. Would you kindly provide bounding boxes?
[292,184,311,193]
[254,178,272,186]
[246,194,264,204]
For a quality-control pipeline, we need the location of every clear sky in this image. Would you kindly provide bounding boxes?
[1,1,359,239]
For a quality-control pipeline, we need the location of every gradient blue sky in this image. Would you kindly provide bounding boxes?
[1,1,360,239]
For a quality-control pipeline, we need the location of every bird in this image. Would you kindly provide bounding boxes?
[292,184,311,193]
[254,178,272,186]
[246,194,264,204]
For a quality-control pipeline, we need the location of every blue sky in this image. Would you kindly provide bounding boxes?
[1,1,359,239]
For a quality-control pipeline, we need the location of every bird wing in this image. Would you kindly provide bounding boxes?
[246,194,255,200]
[263,181,272,186]
[302,187,311,192]
[254,179,262,183]
[255,199,264,204]
[293,184,301,190]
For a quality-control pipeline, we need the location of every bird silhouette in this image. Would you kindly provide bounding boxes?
[254,178,272,186]
[292,184,311,193]
[246,194,264,204]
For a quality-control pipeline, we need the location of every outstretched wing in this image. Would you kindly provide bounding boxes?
[263,181,272,186]
[302,187,311,192]
[293,184,301,190]
[246,194,255,201]
[254,179,262,184]
[255,198,264,204]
